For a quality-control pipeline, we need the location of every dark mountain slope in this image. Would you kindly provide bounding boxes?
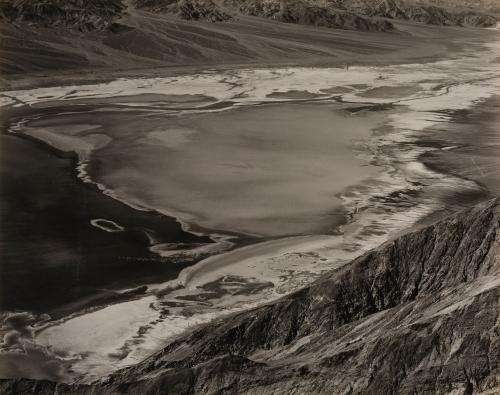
[336,0,497,27]
[134,0,497,29]
[3,3,487,83]
[132,0,233,22]
[0,0,497,80]
[229,0,394,32]
[0,0,125,31]
[2,198,499,394]
[403,0,500,18]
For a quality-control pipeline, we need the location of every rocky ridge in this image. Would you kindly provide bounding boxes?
[230,0,395,31]
[142,0,498,28]
[1,198,499,394]
[133,0,395,31]
[334,0,498,27]
[133,0,233,22]
[134,0,497,29]
[0,0,126,31]
[0,0,496,32]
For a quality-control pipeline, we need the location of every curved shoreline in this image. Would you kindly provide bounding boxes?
[0,33,498,384]
[8,110,241,247]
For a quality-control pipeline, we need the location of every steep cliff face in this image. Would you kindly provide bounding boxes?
[0,0,126,31]
[2,198,499,394]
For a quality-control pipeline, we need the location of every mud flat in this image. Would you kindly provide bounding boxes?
[419,95,500,197]
[0,30,499,384]
[0,124,215,315]
[89,102,384,237]
[0,109,222,381]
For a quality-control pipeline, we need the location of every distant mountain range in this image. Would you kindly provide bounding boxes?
[0,0,497,32]
[332,0,498,27]
[134,0,498,29]
[0,0,125,31]
[223,0,395,31]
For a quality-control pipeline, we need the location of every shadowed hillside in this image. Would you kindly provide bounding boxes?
[0,5,497,84]
[1,0,496,31]
[134,0,395,31]
[0,0,496,81]
[133,0,497,28]
[132,0,233,22]
[335,0,497,27]
[0,0,125,30]
[1,198,499,394]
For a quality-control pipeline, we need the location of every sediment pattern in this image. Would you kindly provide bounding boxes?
[2,198,499,394]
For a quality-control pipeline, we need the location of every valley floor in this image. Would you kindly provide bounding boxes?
[0,10,498,91]
[0,13,499,393]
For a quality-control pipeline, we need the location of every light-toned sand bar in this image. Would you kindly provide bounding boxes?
[2,35,499,383]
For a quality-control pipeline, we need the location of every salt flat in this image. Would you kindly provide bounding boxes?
[1,35,493,382]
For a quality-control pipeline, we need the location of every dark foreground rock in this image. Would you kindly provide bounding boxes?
[1,198,499,394]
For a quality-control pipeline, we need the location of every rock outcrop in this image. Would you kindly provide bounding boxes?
[336,0,498,27]
[1,0,496,33]
[1,198,499,394]
[133,0,497,29]
[134,0,393,30]
[134,0,233,22]
[233,0,394,31]
[0,0,126,31]
[413,0,500,18]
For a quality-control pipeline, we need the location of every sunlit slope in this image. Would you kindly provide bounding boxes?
[0,5,496,79]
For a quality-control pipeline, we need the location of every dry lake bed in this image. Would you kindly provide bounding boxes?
[1,37,499,382]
